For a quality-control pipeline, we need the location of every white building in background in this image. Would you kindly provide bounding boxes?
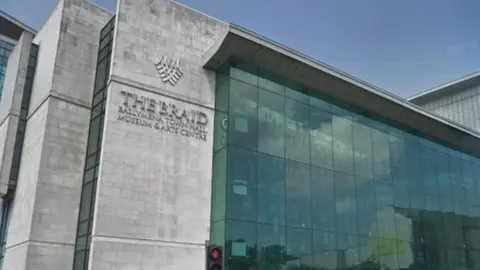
[409,72,480,132]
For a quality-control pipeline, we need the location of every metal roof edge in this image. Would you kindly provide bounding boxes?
[408,72,480,102]
[206,24,480,142]
[0,9,37,34]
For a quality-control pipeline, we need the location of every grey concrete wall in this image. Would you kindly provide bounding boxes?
[2,0,113,269]
[0,32,34,196]
[30,0,63,113]
[414,84,480,132]
[90,0,228,268]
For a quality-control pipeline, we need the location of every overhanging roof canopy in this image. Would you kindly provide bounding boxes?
[204,24,480,157]
[0,10,36,41]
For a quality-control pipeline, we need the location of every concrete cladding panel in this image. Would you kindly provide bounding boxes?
[91,80,213,267]
[30,0,113,113]
[3,99,48,264]
[111,0,228,107]
[90,238,205,270]
[29,97,91,244]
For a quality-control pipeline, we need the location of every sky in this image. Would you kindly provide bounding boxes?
[2,0,479,98]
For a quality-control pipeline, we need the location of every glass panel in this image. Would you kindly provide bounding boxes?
[215,72,229,113]
[311,166,335,231]
[389,135,407,186]
[258,89,285,157]
[225,220,256,270]
[286,160,311,228]
[229,79,258,150]
[358,236,381,268]
[87,116,101,155]
[79,182,94,222]
[230,62,257,86]
[336,233,359,268]
[212,149,227,222]
[332,115,354,174]
[258,70,284,95]
[310,108,333,169]
[210,220,225,247]
[73,251,86,270]
[285,82,309,104]
[376,182,396,239]
[353,121,373,179]
[285,99,310,163]
[257,224,286,269]
[94,59,108,91]
[227,148,257,222]
[312,230,337,269]
[356,177,378,237]
[257,154,285,225]
[423,147,439,196]
[213,111,228,152]
[286,227,313,268]
[372,129,391,182]
[334,172,357,234]
[378,238,398,269]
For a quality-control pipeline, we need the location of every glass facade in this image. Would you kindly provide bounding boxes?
[210,61,480,269]
[72,17,114,270]
[0,39,14,101]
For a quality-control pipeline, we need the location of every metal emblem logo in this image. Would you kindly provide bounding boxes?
[154,56,183,85]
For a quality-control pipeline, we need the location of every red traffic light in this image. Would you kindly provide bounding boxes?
[210,247,221,261]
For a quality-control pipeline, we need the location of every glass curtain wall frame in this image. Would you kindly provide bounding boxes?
[210,59,480,270]
[0,43,38,270]
[0,40,15,101]
[72,17,115,270]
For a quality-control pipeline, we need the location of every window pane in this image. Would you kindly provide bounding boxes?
[227,148,257,222]
[286,227,312,268]
[210,220,225,247]
[229,79,258,150]
[310,108,333,169]
[230,63,257,86]
[311,166,335,231]
[87,117,101,155]
[215,72,229,112]
[94,59,107,91]
[257,154,285,225]
[378,239,398,269]
[285,99,310,163]
[372,129,390,182]
[225,220,256,270]
[332,116,354,174]
[406,139,423,190]
[212,149,227,222]
[356,177,378,237]
[376,182,396,239]
[312,230,337,269]
[79,182,94,221]
[353,121,373,179]
[257,224,286,269]
[334,172,357,234]
[389,135,407,185]
[358,236,381,267]
[336,233,359,268]
[258,70,284,95]
[213,111,228,152]
[422,147,438,196]
[286,160,311,228]
[258,89,285,157]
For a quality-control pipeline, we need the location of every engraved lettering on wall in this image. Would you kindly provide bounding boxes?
[117,90,208,141]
